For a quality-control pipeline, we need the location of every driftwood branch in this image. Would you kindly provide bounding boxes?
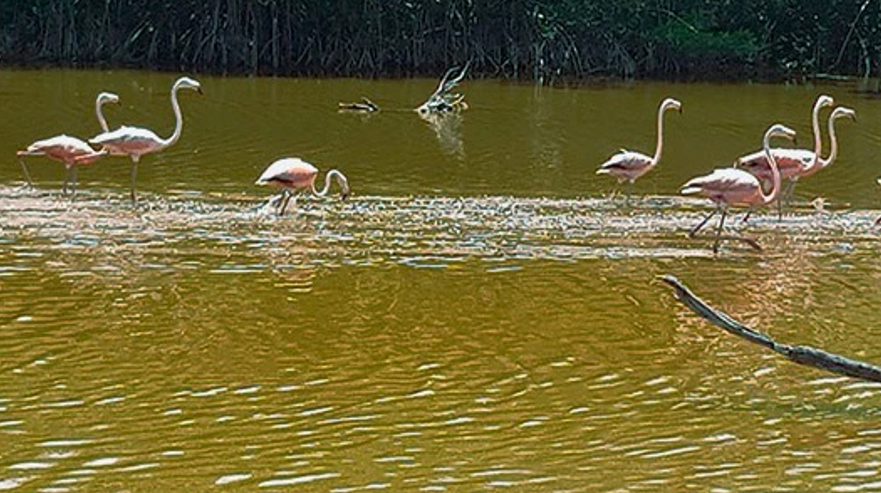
[661,274,881,383]
[338,97,379,112]
[416,62,471,114]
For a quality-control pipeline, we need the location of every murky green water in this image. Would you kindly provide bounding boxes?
[3,70,881,492]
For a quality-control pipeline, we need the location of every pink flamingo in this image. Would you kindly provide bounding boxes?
[735,95,834,216]
[18,91,119,195]
[681,124,797,253]
[596,97,682,199]
[255,158,351,215]
[790,106,856,180]
[87,76,202,202]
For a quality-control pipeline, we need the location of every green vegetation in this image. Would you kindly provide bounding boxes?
[0,0,878,82]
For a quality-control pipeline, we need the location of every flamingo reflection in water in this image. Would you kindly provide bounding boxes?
[681,124,797,253]
[18,91,120,195]
[255,157,351,215]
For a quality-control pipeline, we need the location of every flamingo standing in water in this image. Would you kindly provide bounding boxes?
[681,124,797,253]
[255,158,350,215]
[735,94,834,217]
[596,97,682,200]
[18,91,120,195]
[87,76,202,202]
[790,106,856,181]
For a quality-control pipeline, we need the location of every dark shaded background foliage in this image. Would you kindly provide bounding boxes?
[0,0,878,81]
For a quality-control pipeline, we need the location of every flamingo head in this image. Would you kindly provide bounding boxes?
[339,177,351,201]
[175,77,203,95]
[833,106,857,123]
[815,94,835,111]
[662,98,682,114]
[766,124,797,145]
[97,92,120,106]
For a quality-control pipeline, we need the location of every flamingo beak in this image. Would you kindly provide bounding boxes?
[341,191,350,201]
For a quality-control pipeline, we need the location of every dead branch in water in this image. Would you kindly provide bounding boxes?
[416,62,471,115]
[338,97,380,112]
[661,274,881,383]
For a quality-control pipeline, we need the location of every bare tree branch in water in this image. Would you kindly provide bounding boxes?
[661,274,881,383]
[416,62,471,115]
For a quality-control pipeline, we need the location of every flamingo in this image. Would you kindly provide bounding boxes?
[735,94,834,216]
[791,106,856,181]
[596,97,682,200]
[18,91,120,195]
[681,124,797,253]
[255,158,351,215]
[87,76,202,202]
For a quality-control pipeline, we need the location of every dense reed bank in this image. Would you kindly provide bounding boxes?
[0,0,878,82]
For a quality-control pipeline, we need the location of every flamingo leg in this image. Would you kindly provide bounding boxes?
[625,180,635,207]
[130,159,139,202]
[19,157,34,189]
[784,179,797,209]
[775,180,796,220]
[689,207,718,238]
[278,190,294,216]
[712,206,729,254]
[70,166,78,197]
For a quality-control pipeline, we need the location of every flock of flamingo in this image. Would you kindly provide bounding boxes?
[14,76,862,253]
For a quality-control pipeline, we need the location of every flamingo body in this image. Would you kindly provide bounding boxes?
[596,150,654,182]
[681,168,769,207]
[256,158,319,190]
[735,148,815,182]
[90,126,167,159]
[19,135,105,166]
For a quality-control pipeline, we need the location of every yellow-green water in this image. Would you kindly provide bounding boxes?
[2,70,881,492]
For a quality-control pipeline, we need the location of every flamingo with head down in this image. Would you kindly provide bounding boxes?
[87,76,203,202]
[596,97,682,200]
[255,157,350,215]
[681,123,797,253]
[18,91,119,195]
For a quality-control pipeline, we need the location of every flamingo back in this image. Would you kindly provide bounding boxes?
[90,126,165,156]
[21,135,97,164]
[737,148,814,181]
[256,158,319,189]
[681,168,764,206]
[596,150,653,182]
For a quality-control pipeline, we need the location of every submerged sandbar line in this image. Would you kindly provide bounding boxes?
[1,186,879,267]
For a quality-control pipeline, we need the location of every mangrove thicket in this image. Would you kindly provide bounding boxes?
[0,0,878,82]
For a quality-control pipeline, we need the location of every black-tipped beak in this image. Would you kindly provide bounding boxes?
[197,87,204,95]
[341,192,350,201]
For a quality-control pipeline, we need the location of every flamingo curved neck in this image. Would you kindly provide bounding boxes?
[810,100,825,162]
[819,114,842,169]
[96,99,111,133]
[311,169,344,197]
[761,132,781,205]
[651,104,668,166]
[158,83,186,150]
